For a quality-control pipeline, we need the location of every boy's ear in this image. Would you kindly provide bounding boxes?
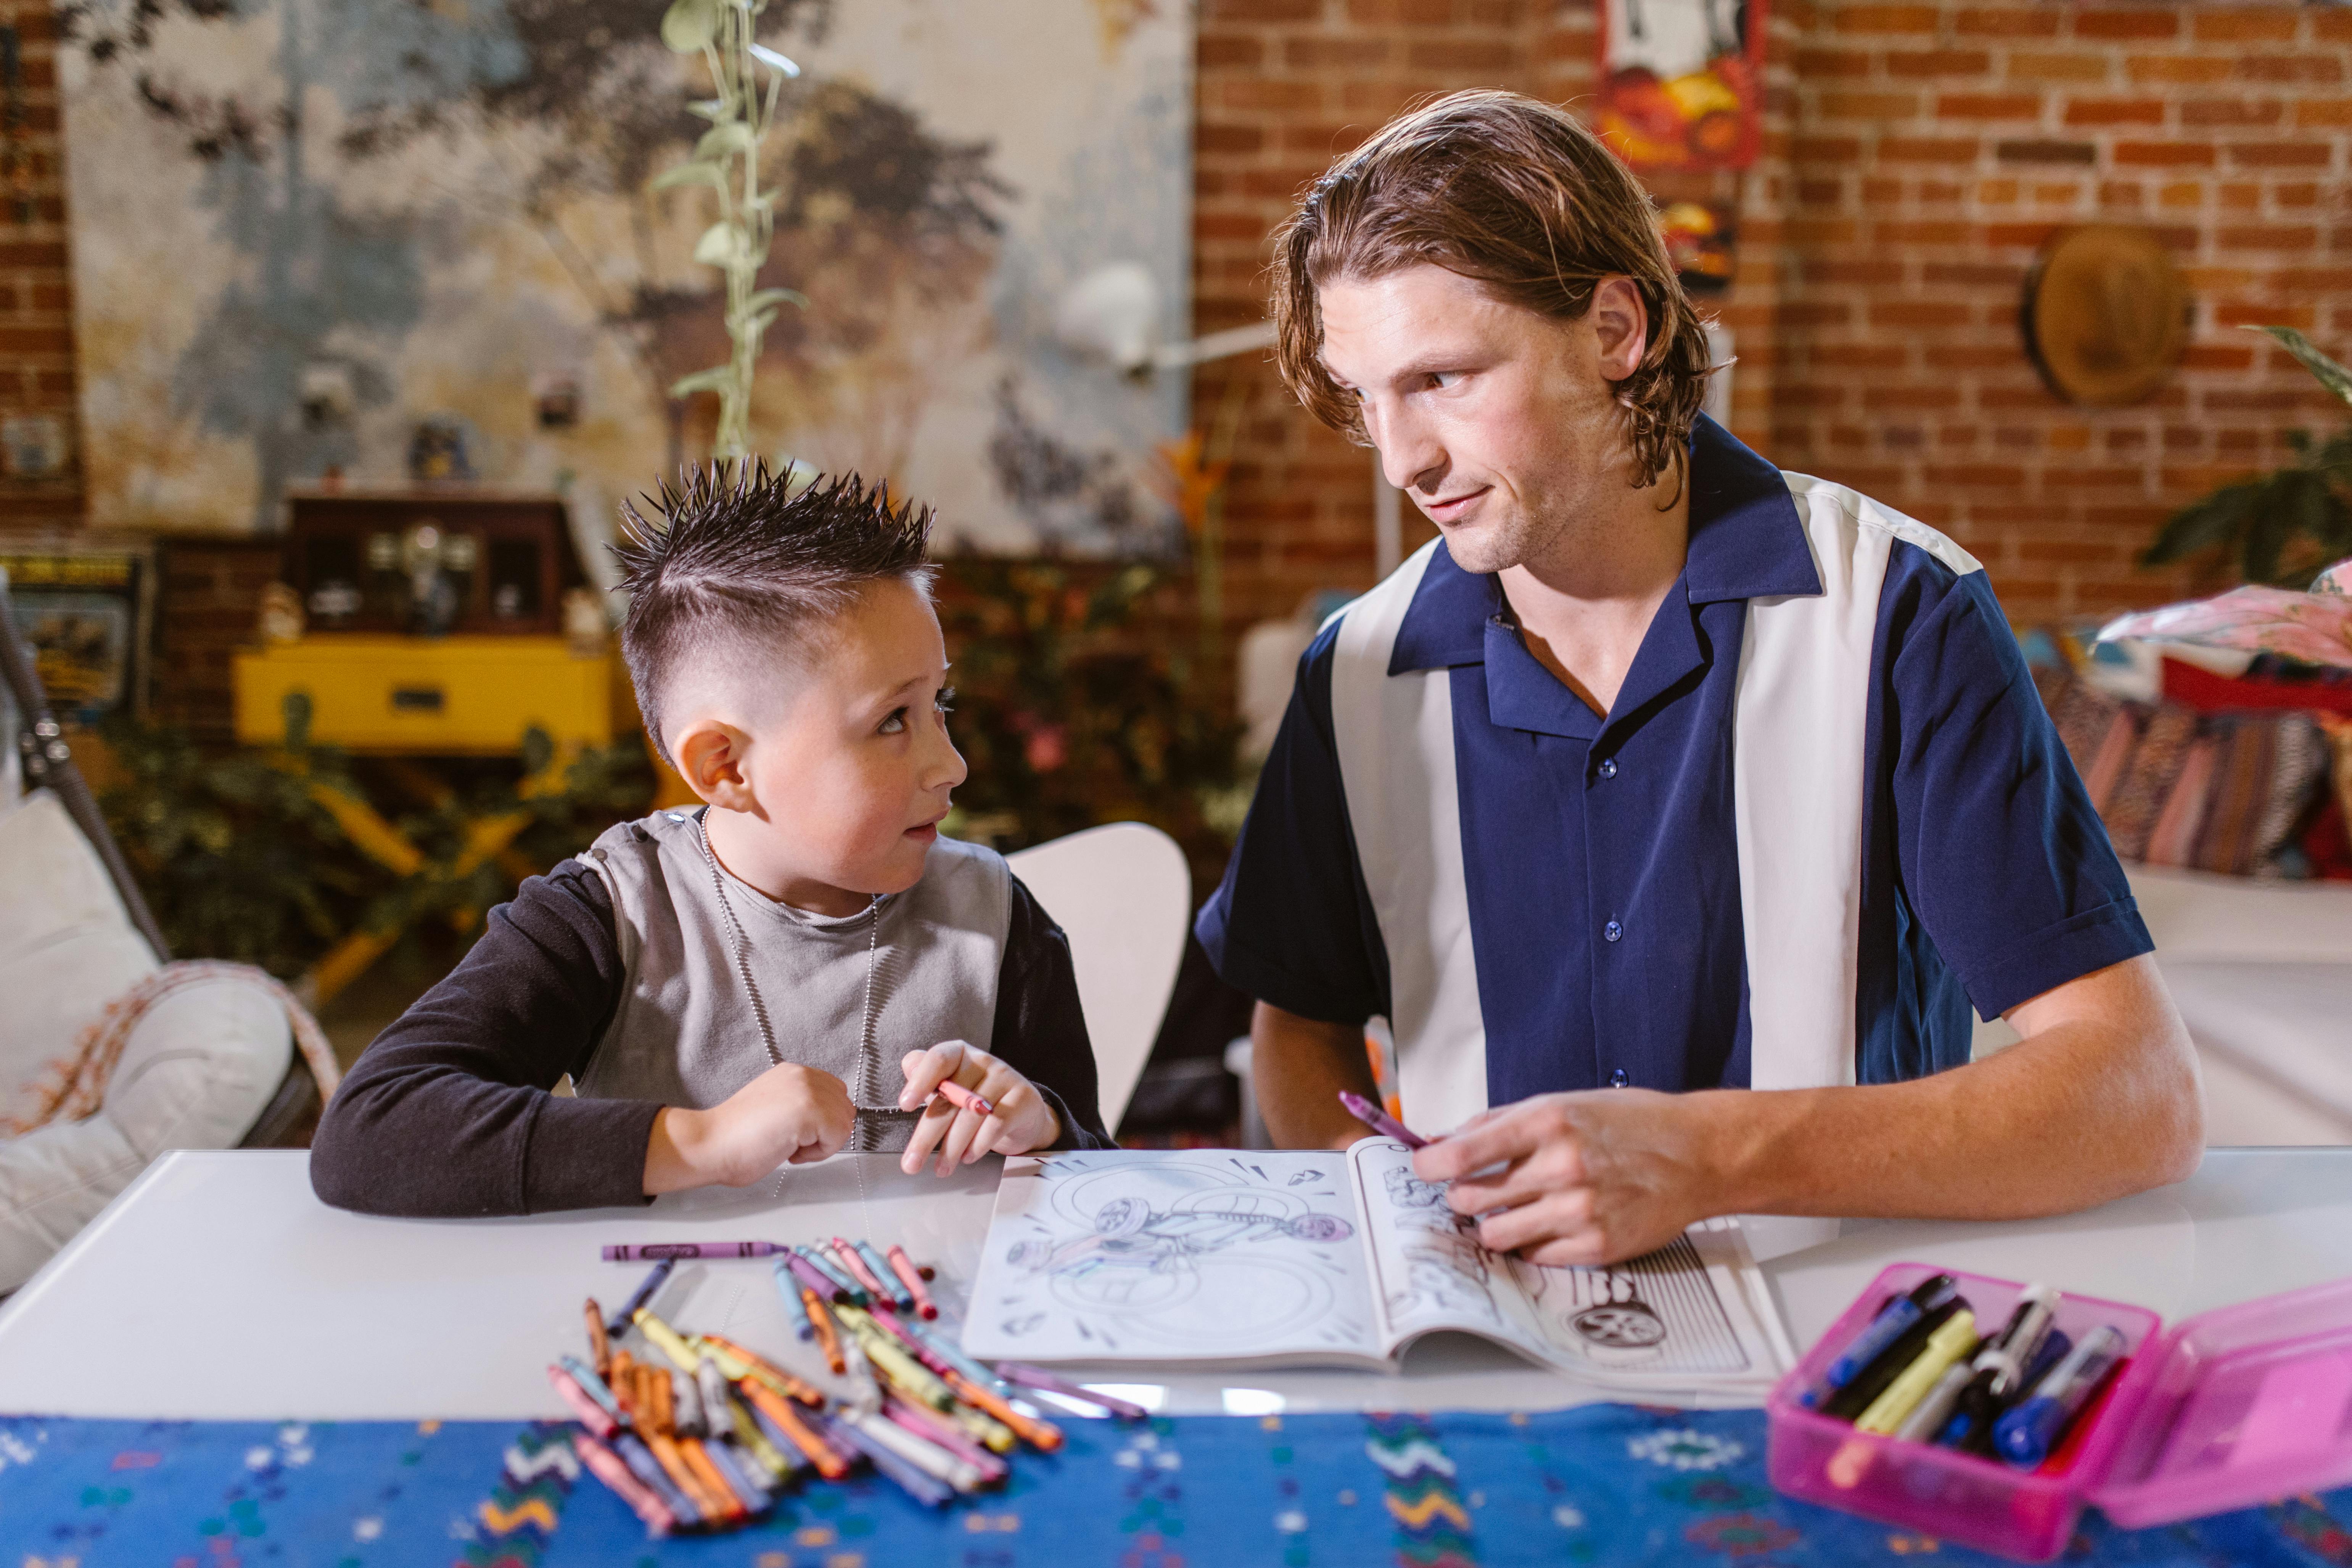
[670,717,757,811]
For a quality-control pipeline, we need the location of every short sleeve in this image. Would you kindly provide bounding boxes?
[1882,556,2153,1021]
[1194,625,1392,1026]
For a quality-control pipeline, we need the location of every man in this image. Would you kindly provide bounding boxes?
[1197,90,2201,1267]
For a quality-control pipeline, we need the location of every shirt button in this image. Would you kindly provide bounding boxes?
[1603,919,1624,943]
[1609,1068,1630,1088]
[1597,757,1618,779]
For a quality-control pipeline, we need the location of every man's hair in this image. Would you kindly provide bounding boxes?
[1270,89,1710,494]
[613,464,934,763]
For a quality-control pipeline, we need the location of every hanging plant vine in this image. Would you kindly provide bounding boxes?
[655,0,807,461]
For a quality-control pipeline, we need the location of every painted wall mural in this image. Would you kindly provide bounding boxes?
[58,0,1192,560]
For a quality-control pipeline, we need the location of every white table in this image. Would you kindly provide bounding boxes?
[1,1148,2346,1421]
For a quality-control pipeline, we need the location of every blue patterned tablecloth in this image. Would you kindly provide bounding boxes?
[2,1405,2348,1567]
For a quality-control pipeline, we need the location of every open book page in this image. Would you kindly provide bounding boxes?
[960,1149,1385,1367]
[1349,1139,1789,1393]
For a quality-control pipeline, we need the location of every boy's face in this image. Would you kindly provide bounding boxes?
[709,576,967,906]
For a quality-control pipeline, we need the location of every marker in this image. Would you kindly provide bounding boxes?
[1995,1324,2126,1468]
[584,1299,613,1381]
[609,1257,676,1336]
[1942,1327,2072,1451]
[994,1362,1151,1419]
[1819,1274,1959,1396]
[1894,1359,1977,1444]
[1941,1285,2059,1439]
[887,1245,939,1319]
[856,1240,915,1311]
[1856,1308,1978,1435]
[1823,1298,1968,1422]
[1338,1089,1428,1149]
[573,1430,677,1535]
[604,1240,789,1261]
[929,1079,995,1119]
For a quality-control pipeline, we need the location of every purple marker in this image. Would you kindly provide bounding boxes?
[602,1240,788,1261]
[1338,1089,1429,1150]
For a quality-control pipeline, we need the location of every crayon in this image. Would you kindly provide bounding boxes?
[555,1354,627,1426]
[695,1333,825,1406]
[742,1398,811,1479]
[930,1079,996,1119]
[675,1437,750,1520]
[632,1309,705,1375]
[573,1429,677,1535]
[831,1235,892,1299]
[941,1367,1064,1452]
[1338,1089,1428,1149]
[802,1287,846,1374]
[604,1240,790,1261]
[823,1411,953,1507]
[885,1394,1008,1481]
[857,1240,915,1310]
[996,1362,1151,1419]
[669,1365,708,1439]
[781,1250,845,1304]
[887,1245,939,1319]
[610,1257,676,1336]
[844,1407,986,1492]
[795,1245,866,1304]
[695,1435,772,1513]
[739,1379,849,1480]
[607,1350,639,1421]
[584,1299,612,1381]
[547,1363,619,1439]
[724,1394,795,1482]
[610,1430,701,1528]
[646,1429,730,1521]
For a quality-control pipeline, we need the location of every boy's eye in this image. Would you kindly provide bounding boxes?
[878,706,908,735]
[935,686,956,714]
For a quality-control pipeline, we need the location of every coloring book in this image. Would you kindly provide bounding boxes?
[960,1143,1794,1395]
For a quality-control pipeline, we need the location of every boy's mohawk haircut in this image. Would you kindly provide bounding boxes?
[613,462,936,764]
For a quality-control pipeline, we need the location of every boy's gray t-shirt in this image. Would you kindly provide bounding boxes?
[578,807,1009,1152]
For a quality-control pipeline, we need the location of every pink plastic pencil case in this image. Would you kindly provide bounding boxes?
[1766,1262,2352,1563]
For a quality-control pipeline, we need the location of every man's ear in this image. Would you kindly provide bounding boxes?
[670,715,757,811]
[1589,275,1651,385]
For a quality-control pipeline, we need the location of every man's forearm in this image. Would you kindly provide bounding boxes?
[1699,955,2204,1222]
[1252,1002,1380,1149]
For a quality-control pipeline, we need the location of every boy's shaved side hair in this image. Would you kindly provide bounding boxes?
[613,464,935,764]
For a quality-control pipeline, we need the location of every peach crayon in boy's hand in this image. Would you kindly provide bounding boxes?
[929,1079,994,1119]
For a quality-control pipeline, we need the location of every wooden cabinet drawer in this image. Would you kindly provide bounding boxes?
[233,636,620,753]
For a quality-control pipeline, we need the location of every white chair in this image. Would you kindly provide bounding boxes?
[1005,822,1190,1135]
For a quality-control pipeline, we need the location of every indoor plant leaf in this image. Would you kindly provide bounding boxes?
[743,286,807,314]
[659,0,720,54]
[694,122,756,161]
[669,365,735,399]
[649,161,729,193]
[2250,325,2352,409]
[2144,479,2260,565]
[692,222,745,267]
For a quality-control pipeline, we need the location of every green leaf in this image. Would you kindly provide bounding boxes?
[669,366,735,399]
[695,122,756,161]
[692,222,745,267]
[2144,479,2260,565]
[649,161,728,193]
[2249,325,2352,409]
[744,286,807,314]
[685,98,729,121]
[742,307,780,336]
[2243,470,2312,585]
[659,0,719,53]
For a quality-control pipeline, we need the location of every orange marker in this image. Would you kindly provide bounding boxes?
[802,1287,846,1375]
[887,1245,939,1320]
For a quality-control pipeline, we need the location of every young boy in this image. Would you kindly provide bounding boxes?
[310,468,1111,1216]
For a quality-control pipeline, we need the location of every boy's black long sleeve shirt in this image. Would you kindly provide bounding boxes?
[310,863,1112,1216]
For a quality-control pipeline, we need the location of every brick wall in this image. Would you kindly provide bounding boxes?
[0,1,77,524]
[10,2,2348,640]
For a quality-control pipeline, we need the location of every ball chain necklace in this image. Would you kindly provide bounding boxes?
[692,812,903,1190]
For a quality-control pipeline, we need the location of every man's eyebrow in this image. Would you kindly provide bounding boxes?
[1320,350,1478,386]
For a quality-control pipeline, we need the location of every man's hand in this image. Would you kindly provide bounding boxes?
[643,1063,856,1194]
[1411,1089,1721,1266]
[897,1040,1061,1177]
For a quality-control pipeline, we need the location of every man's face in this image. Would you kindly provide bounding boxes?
[1316,264,1639,576]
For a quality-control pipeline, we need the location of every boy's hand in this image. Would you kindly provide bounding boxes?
[644,1063,855,1194]
[897,1040,1061,1177]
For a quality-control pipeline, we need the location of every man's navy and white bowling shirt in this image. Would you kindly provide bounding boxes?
[1196,417,2151,1133]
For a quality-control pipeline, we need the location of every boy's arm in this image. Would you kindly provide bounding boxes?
[308,862,655,1216]
[989,873,1114,1149]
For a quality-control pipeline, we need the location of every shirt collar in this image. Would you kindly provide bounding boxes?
[1386,415,1816,676]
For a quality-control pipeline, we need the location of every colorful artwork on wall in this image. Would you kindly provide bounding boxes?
[1596,0,1766,173]
[58,0,1192,558]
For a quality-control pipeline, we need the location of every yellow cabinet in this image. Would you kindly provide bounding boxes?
[233,636,624,754]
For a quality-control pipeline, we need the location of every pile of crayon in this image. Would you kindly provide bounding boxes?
[546,1237,1143,1535]
[1803,1274,2128,1483]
